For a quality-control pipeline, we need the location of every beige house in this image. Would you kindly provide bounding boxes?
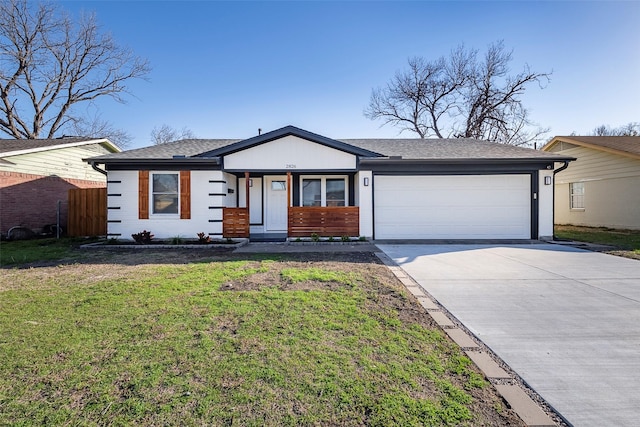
[542,136,640,230]
[0,137,120,235]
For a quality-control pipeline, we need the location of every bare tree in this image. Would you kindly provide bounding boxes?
[0,0,150,140]
[68,114,132,148]
[151,124,196,145]
[592,122,639,136]
[365,41,550,146]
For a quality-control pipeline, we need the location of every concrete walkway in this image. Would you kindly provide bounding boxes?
[377,243,640,427]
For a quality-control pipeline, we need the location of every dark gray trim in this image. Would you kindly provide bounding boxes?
[107,233,122,237]
[107,206,120,210]
[208,233,223,236]
[362,159,555,174]
[531,172,539,239]
[195,125,382,158]
[107,193,121,197]
[209,219,223,223]
[292,173,300,206]
[107,180,121,183]
[208,206,222,209]
[209,179,226,183]
[104,158,221,170]
[348,173,355,206]
[222,168,358,174]
[107,220,121,223]
[208,193,226,196]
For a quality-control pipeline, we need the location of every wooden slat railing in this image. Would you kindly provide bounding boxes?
[223,207,250,238]
[288,206,359,237]
[68,188,107,236]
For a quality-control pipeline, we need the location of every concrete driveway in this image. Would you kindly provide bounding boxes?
[377,243,640,427]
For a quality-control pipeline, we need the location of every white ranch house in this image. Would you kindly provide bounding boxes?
[87,126,574,241]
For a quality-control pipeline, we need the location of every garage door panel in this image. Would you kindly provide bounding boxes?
[374,175,531,239]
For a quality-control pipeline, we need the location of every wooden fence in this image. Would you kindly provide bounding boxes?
[223,207,250,238]
[288,206,359,237]
[67,188,107,236]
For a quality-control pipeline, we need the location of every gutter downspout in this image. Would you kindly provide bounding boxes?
[552,161,570,240]
[91,161,107,176]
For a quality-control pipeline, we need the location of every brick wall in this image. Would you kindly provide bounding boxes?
[0,171,105,235]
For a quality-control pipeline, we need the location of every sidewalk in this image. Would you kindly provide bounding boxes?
[233,241,379,253]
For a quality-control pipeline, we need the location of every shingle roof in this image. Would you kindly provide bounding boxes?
[89,139,240,160]
[543,136,640,158]
[341,138,566,160]
[90,136,569,162]
[0,137,119,156]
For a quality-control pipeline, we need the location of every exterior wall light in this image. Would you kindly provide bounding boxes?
[544,176,552,185]
[248,178,253,187]
[364,177,369,186]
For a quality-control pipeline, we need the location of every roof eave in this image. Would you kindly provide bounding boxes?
[359,156,575,164]
[2,138,120,157]
[543,136,640,160]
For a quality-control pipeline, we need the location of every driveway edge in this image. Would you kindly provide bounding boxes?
[375,251,565,427]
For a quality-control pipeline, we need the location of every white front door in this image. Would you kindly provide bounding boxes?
[265,176,288,231]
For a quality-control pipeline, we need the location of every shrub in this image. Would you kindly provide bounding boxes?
[341,235,350,242]
[132,230,153,244]
[197,232,211,244]
[311,233,320,242]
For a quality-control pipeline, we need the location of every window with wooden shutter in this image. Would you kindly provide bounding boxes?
[180,170,191,219]
[139,170,149,219]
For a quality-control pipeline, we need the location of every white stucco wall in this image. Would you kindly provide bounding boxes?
[357,171,373,238]
[224,135,356,171]
[538,170,554,240]
[106,170,228,240]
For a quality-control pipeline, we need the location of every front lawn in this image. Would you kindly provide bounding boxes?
[555,225,640,259]
[0,249,521,426]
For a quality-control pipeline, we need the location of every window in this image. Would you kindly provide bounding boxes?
[271,180,286,191]
[302,179,321,206]
[326,179,345,206]
[152,173,179,214]
[570,182,584,209]
[302,177,346,207]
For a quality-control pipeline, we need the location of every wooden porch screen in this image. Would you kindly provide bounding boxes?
[288,206,359,237]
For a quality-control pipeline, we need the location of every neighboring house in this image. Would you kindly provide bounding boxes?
[542,136,640,230]
[0,137,121,235]
[87,125,573,241]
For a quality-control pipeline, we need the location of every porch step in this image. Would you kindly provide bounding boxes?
[250,233,287,243]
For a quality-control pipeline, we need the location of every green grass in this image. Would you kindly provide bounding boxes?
[0,257,498,426]
[555,225,640,253]
[0,237,98,266]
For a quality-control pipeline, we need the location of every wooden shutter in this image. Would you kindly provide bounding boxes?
[180,170,191,219]
[139,170,149,219]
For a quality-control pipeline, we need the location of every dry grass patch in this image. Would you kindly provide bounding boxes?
[0,250,523,426]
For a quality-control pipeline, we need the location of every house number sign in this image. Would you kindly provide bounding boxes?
[285,164,297,169]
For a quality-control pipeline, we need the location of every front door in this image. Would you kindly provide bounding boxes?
[265,176,288,231]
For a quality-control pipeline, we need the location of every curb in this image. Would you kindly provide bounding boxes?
[80,239,249,249]
[375,251,561,427]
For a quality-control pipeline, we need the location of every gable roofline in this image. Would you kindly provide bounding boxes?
[542,136,640,160]
[195,125,384,158]
[0,137,121,157]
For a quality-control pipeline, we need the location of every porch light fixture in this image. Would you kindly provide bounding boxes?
[364,177,369,186]
[248,178,253,187]
[544,176,552,185]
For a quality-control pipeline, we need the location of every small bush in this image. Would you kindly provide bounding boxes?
[341,235,350,242]
[132,230,153,244]
[197,232,211,244]
[311,233,320,242]
[171,236,184,245]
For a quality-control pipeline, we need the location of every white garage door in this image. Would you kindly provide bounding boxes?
[374,175,531,239]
